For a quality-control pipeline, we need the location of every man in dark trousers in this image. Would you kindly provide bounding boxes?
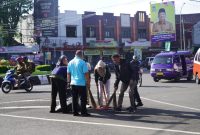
[111,54,136,112]
[130,55,143,107]
[67,50,91,117]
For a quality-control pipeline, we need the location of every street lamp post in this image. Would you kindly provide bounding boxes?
[180,2,185,50]
[182,18,186,50]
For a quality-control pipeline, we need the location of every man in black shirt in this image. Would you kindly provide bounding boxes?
[112,54,136,112]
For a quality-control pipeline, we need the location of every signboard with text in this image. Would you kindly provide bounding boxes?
[84,50,101,55]
[0,45,39,53]
[89,40,118,47]
[34,0,58,37]
[150,1,176,42]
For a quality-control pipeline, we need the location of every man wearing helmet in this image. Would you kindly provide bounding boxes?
[15,57,27,87]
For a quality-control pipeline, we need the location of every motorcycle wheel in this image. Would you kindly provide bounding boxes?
[24,80,33,92]
[1,82,12,94]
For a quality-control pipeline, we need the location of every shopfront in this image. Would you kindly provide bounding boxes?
[84,40,118,67]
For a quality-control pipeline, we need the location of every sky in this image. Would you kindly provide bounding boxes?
[58,0,200,16]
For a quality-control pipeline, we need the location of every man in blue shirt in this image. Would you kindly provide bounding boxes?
[67,50,91,116]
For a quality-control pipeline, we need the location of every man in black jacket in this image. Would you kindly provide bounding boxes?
[111,54,136,112]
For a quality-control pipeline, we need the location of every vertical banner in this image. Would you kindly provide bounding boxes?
[150,1,176,42]
[134,49,142,61]
[165,41,171,51]
[45,52,51,60]
[34,0,58,37]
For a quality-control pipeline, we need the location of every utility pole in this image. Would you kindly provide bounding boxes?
[180,2,185,50]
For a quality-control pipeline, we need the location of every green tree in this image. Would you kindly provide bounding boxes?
[0,0,33,46]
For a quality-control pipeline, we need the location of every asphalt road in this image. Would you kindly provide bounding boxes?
[0,73,200,135]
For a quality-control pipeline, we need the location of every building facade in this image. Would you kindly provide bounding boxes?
[32,8,200,64]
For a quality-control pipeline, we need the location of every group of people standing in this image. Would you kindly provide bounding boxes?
[50,50,143,117]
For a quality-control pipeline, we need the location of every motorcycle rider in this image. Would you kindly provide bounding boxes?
[15,57,26,75]
[15,57,27,87]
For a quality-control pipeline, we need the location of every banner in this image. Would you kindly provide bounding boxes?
[0,45,39,53]
[150,1,176,42]
[134,49,142,60]
[125,41,151,48]
[45,52,51,60]
[89,40,118,47]
[103,50,117,55]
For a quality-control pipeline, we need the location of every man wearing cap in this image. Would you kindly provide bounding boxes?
[67,50,91,117]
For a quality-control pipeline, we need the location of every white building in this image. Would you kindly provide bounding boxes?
[40,10,83,48]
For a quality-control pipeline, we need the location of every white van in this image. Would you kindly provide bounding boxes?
[144,57,154,69]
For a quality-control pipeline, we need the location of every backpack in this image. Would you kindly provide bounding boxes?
[30,62,36,73]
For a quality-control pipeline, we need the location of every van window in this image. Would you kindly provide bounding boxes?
[195,54,198,61]
[153,55,172,64]
[198,53,200,62]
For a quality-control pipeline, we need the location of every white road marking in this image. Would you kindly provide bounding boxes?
[141,97,200,112]
[0,99,50,105]
[0,106,49,109]
[0,113,200,135]
[1,96,200,112]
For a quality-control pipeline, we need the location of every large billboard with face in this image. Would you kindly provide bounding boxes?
[150,1,176,42]
[34,0,58,37]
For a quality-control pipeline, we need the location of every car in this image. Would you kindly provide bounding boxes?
[144,57,154,69]
[193,48,200,84]
[150,51,193,82]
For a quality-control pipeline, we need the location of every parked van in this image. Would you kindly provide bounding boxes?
[150,51,193,82]
[193,48,200,84]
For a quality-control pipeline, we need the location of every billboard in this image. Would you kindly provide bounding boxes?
[150,1,176,42]
[34,0,58,37]
[193,21,200,46]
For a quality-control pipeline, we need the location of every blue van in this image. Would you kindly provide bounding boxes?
[150,51,193,82]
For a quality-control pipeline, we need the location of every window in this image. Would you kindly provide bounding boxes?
[194,54,198,61]
[139,12,145,22]
[153,56,172,64]
[198,53,200,62]
[104,27,114,38]
[138,29,146,39]
[121,27,131,38]
[86,26,96,37]
[66,26,77,37]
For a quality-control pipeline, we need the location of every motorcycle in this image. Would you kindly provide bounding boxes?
[1,69,33,94]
